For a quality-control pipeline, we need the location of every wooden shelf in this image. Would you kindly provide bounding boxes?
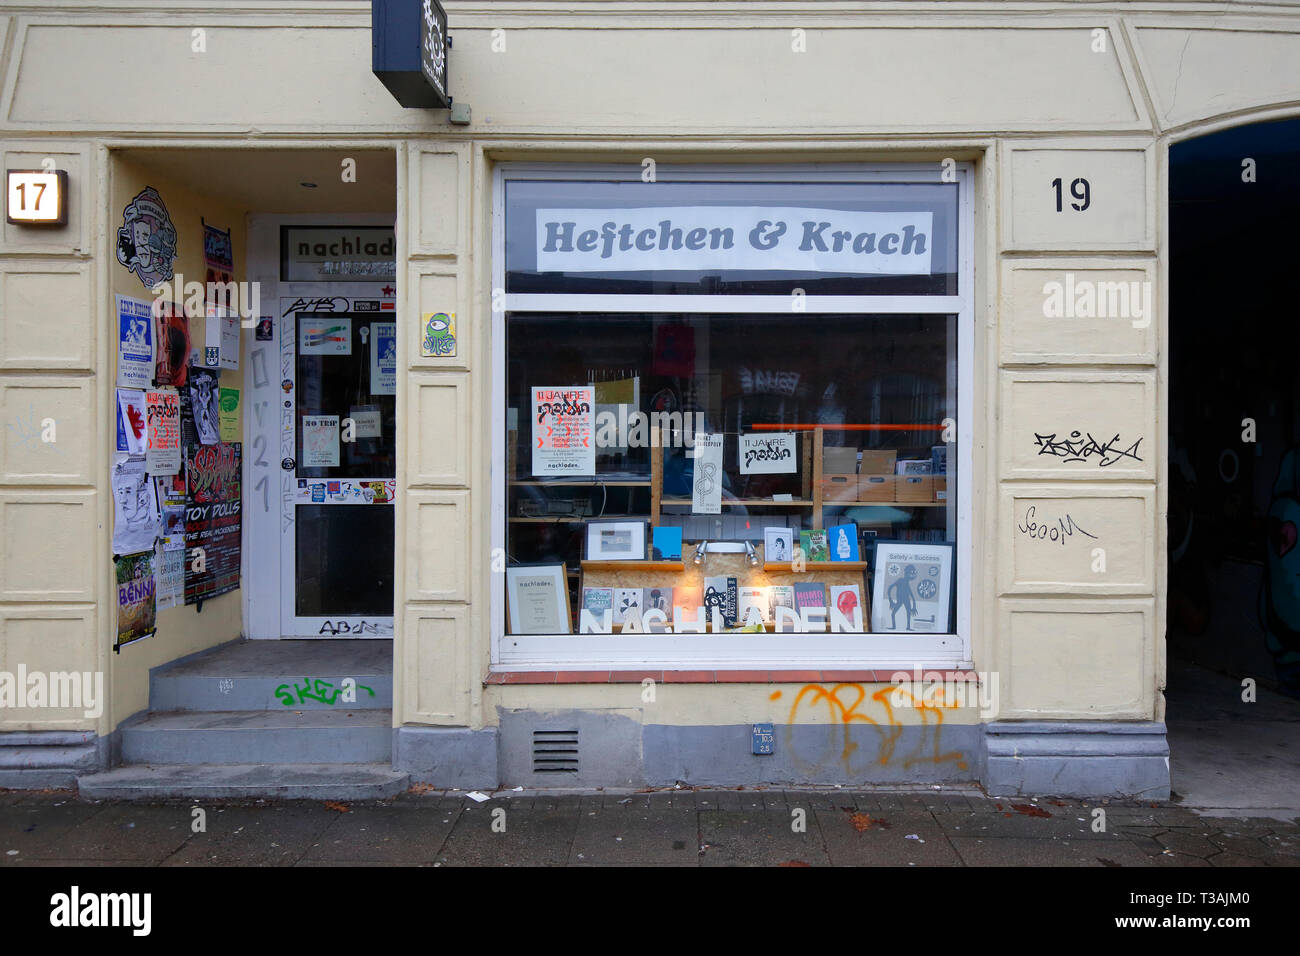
[511,479,650,487]
[660,498,814,507]
[509,516,596,523]
[581,559,687,572]
[763,561,869,572]
[830,500,948,508]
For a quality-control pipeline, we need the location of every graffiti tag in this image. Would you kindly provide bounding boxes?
[1033,430,1143,467]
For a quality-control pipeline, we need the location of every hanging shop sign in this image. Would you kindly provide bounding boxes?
[536,207,934,275]
[371,0,451,109]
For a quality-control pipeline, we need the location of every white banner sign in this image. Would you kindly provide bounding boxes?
[537,207,933,275]
[691,433,724,515]
[738,432,797,474]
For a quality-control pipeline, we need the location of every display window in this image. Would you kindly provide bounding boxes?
[491,165,973,670]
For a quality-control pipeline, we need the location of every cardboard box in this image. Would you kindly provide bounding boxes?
[933,477,948,502]
[820,474,859,502]
[822,446,859,474]
[896,475,934,502]
[857,474,896,502]
[859,450,897,475]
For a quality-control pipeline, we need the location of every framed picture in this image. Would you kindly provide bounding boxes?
[585,519,648,561]
[869,540,955,634]
[506,564,572,634]
[764,526,794,563]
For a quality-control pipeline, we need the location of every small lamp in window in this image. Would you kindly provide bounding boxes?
[692,540,709,566]
[744,540,760,568]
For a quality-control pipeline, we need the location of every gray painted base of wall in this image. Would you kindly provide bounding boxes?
[983,721,1171,800]
[394,725,499,789]
[0,730,105,789]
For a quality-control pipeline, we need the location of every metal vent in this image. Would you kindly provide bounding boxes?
[532,729,579,774]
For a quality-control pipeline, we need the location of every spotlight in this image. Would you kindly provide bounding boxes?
[744,540,759,567]
[692,540,709,566]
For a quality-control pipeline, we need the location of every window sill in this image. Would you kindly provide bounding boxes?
[484,669,978,685]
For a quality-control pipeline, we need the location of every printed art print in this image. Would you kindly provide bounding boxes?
[115,186,177,289]
[115,295,155,390]
[184,442,242,604]
[111,453,161,556]
[153,301,191,388]
[869,541,954,634]
[115,550,157,648]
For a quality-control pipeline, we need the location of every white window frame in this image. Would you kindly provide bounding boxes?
[491,162,974,671]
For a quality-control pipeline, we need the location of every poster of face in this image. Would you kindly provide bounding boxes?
[870,541,955,634]
[154,301,191,388]
[145,388,182,475]
[184,366,220,446]
[115,187,177,290]
[115,295,154,390]
[111,453,161,556]
[301,415,340,467]
[116,550,157,648]
[116,388,147,455]
[531,386,595,476]
[184,442,242,604]
[370,322,396,395]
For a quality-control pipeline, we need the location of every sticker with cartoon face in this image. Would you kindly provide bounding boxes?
[421,312,456,357]
[116,187,178,289]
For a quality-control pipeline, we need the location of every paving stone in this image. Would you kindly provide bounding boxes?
[1206,832,1272,858]
[1155,830,1221,858]
[160,805,332,866]
[761,791,790,810]
[30,803,192,863]
[436,807,580,866]
[0,799,107,860]
[712,791,743,812]
[569,808,699,865]
[815,809,960,866]
[950,837,1155,867]
[699,810,830,866]
[1261,832,1300,857]
[300,807,456,864]
[1208,852,1268,867]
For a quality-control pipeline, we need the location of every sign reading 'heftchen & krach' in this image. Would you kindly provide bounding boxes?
[536,207,933,275]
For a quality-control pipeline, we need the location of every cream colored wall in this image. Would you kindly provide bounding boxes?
[5,2,1300,737]
[105,157,247,726]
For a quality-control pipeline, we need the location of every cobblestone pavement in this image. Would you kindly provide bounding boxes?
[2,786,1297,866]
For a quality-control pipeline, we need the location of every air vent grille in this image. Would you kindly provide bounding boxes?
[532,729,579,774]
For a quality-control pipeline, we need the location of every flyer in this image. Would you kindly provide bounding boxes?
[349,405,382,439]
[219,387,240,442]
[184,442,242,604]
[156,472,187,551]
[154,301,190,388]
[370,321,396,395]
[691,432,724,514]
[531,386,595,476]
[115,295,154,389]
[145,388,182,475]
[184,366,221,446]
[738,432,796,474]
[116,388,147,455]
[302,415,340,467]
[115,550,157,648]
[299,317,352,355]
[154,541,184,611]
[111,453,161,556]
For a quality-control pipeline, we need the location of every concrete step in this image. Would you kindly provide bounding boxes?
[149,640,393,711]
[77,763,410,800]
[120,710,393,765]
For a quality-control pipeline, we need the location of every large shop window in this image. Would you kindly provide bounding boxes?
[492,166,973,670]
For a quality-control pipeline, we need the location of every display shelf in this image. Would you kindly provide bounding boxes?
[581,559,687,573]
[833,501,947,508]
[763,560,869,572]
[510,479,650,487]
[659,498,814,507]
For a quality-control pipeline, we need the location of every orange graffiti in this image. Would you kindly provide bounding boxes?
[784,683,967,773]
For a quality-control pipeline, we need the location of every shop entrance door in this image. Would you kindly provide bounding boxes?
[277,299,397,637]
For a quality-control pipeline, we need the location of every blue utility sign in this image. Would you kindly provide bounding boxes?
[752,723,774,755]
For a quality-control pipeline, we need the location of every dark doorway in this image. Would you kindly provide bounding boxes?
[1168,117,1300,812]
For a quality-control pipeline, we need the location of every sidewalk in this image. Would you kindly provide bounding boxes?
[2,786,1297,866]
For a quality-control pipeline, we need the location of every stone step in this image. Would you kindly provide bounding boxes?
[77,763,410,800]
[149,640,393,711]
[120,710,392,765]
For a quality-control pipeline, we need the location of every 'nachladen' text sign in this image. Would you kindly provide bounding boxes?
[536,207,934,274]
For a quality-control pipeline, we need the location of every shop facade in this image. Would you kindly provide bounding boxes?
[1,0,1295,796]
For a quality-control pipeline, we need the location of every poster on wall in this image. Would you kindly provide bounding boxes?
[115,295,154,389]
[301,415,340,467]
[531,386,595,477]
[299,317,352,355]
[691,432,724,514]
[201,304,241,371]
[154,541,184,611]
[116,388,147,454]
[184,442,242,604]
[156,472,187,551]
[115,550,157,649]
[218,387,240,442]
[370,321,396,395]
[145,388,181,476]
[115,186,177,290]
[154,301,191,388]
[202,222,234,296]
[738,432,796,474]
[111,453,161,556]
[182,366,220,447]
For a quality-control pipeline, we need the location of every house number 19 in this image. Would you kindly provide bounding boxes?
[1052,177,1091,212]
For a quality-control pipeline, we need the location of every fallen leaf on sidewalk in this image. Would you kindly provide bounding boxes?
[1012,803,1051,818]
[407,783,436,795]
[324,801,350,813]
[779,860,811,867]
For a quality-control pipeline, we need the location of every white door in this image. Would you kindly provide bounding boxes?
[245,216,397,638]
